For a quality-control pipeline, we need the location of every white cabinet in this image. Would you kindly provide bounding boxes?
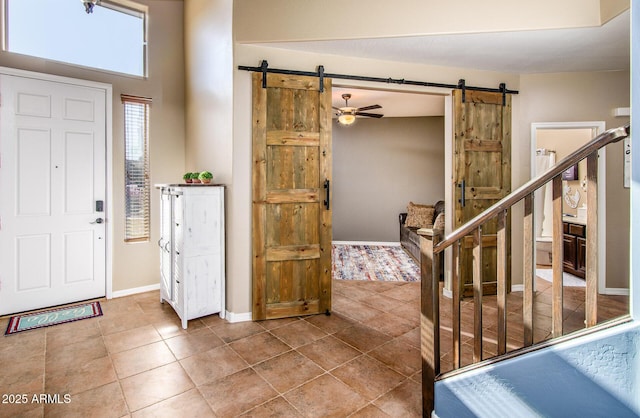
[157,184,225,328]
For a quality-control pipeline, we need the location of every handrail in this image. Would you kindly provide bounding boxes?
[422,123,630,416]
[434,124,630,254]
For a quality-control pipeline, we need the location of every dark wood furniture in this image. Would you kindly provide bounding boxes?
[563,220,586,279]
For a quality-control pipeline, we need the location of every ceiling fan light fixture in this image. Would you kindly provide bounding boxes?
[338,111,356,126]
[333,92,382,126]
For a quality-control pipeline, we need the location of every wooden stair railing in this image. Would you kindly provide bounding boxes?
[420,124,630,416]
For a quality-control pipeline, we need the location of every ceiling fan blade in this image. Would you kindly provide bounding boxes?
[356,104,382,111]
[356,112,384,118]
[332,106,342,111]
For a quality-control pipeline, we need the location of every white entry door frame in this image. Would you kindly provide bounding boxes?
[0,67,113,313]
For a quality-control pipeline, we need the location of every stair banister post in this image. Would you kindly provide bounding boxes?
[552,175,564,337]
[419,227,441,416]
[585,151,599,327]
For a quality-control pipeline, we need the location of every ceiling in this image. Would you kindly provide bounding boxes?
[332,87,446,118]
[263,10,630,118]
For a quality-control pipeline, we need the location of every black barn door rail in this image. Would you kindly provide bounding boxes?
[238,60,519,102]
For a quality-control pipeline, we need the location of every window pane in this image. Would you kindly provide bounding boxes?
[124,99,150,242]
[6,0,145,77]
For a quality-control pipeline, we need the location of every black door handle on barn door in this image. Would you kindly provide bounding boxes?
[458,180,466,207]
[323,179,330,210]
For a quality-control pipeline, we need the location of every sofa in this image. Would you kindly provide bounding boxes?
[400,200,445,279]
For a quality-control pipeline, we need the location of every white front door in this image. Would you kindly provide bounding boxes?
[0,74,107,315]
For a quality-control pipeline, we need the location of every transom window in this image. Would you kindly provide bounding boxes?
[4,0,147,77]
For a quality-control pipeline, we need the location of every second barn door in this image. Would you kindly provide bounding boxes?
[453,89,512,297]
[252,72,332,320]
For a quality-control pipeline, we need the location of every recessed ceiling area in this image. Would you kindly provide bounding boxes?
[266,10,629,75]
[276,10,628,120]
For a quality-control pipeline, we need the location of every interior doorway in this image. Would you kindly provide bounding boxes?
[530,122,606,292]
[330,86,447,244]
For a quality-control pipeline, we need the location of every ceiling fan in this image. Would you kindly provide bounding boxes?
[333,93,383,126]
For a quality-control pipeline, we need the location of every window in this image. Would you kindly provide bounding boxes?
[4,0,147,77]
[123,95,151,242]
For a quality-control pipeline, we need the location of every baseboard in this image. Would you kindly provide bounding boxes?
[600,287,630,296]
[225,311,252,323]
[111,283,160,298]
[332,240,400,246]
[511,284,524,292]
[442,288,452,299]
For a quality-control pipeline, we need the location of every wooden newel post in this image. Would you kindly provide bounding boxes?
[419,228,440,417]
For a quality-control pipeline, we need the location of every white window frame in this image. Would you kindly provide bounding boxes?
[2,0,148,78]
[122,94,152,243]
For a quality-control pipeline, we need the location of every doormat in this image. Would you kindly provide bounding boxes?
[332,243,420,282]
[536,268,585,288]
[5,301,103,335]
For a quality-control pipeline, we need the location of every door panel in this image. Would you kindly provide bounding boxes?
[16,234,51,290]
[64,131,95,213]
[64,231,95,283]
[17,128,51,216]
[252,73,332,320]
[453,90,511,297]
[16,92,51,117]
[0,74,106,315]
[64,97,96,121]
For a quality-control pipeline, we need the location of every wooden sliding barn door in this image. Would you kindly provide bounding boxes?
[252,72,333,320]
[453,89,512,297]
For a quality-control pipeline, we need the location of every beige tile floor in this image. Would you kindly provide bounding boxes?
[0,275,628,418]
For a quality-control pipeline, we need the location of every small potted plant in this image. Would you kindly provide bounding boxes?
[183,172,192,184]
[190,172,201,183]
[198,171,213,184]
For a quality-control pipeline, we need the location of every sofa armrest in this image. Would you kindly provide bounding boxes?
[433,200,445,224]
[399,212,408,225]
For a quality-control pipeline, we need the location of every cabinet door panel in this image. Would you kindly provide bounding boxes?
[183,193,222,253]
[577,236,587,274]
[184,254,223,318]
[563,235,576,270]
[160,191,173,301]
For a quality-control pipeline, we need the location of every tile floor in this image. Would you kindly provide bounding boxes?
[0,276,628,418]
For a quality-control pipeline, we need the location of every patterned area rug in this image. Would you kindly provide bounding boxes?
[5,301,103,335]
[332,243,420,282]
